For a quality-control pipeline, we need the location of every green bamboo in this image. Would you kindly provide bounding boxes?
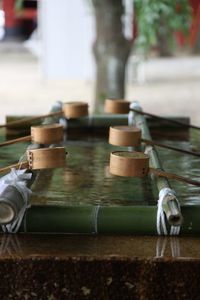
[5,114,190,130]
[14,204,200,235]
[0,104,192,234]
[131,103,183,226]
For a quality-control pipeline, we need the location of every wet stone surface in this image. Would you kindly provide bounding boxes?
[0,235,200,299]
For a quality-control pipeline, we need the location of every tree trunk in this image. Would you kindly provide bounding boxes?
[92,0,132,112]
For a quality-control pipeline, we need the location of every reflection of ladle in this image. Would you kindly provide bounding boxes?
[155,237,180,258]
[109,126,200,157]
[109,151,200,187]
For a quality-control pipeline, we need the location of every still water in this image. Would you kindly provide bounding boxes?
[0,131,199,206]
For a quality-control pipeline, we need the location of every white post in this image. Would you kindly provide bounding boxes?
[39,0,95,80]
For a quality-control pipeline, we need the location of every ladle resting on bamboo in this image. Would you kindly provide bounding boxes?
[0,123,64,147]
[0,101,89,129]
[109,126,200,157]
[104,98,199,130]
[110,151,200,187]
[0,147,66,174]
[130,108,200,131]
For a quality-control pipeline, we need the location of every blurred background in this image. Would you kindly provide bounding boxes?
[0,0,199,125]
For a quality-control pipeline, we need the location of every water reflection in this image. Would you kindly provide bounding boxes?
[0,235,197,259]
[0,134,199,206]
[155,237,180,258]
[0,235,23,257]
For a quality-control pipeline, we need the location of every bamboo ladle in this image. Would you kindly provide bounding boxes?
[0,123,64,147]
[0,147,66,174]
[0,102,89,129]
[109,126,200,157]
[104,98,200,130]
[110,151,200,187]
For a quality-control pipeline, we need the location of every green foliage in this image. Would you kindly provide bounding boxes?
[134,0,192,53]
[15,0,24,11]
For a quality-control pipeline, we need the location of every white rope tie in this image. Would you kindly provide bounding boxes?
[52,100,68,130]
[157,188,181,236]
[0,168,32,233]
[128,100,142,126]
[128,102,136,126]
[59,117,68,130]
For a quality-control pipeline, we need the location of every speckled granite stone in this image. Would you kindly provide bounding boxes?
[0,235,200,299]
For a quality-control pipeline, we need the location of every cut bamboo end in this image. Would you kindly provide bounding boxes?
[168,213,183,226]
[104,99,130,114]
[109,126,141,147]
[31,124,63,144]
[110,151,149,177]
[63,102,88,118]
[27,147,66,170]
[0,201,15,224]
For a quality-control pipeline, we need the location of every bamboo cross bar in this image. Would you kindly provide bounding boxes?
[109,126,200,157]
[110,151,200,187]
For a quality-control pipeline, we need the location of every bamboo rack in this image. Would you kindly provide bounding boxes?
[5,114,191,131]
[131,103,183,226]
[1,105,198,234]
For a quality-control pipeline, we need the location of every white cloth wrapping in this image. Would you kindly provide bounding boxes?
[157,188,181,236]
[53,100,68,130]
[128,101,141,126]
[0,168,32,233]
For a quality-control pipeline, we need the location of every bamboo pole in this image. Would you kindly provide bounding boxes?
[130,108,200,130]
[11,204,200,235]
[4,114,191,130]
[131,103,183,226]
